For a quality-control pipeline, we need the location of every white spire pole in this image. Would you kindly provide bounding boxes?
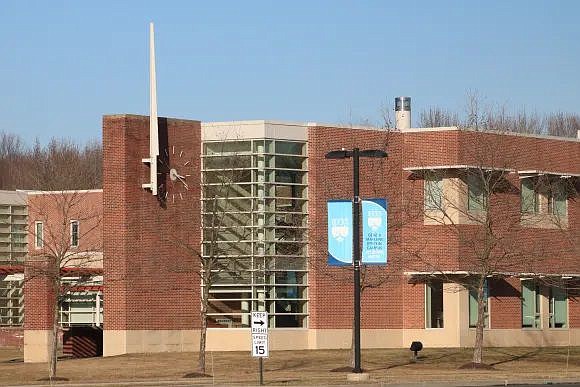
[149,22,159,195]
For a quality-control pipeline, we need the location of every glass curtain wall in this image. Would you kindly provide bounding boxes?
[0,204,27,263]
[202,139,308,328]
[0,277,23,326]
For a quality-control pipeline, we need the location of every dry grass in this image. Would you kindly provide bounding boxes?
[1,346,580,385]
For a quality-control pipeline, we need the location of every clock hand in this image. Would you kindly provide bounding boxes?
[176,175,189,190]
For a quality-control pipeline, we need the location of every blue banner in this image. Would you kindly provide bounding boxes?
[327,200,352,266]
[362,199,388,265]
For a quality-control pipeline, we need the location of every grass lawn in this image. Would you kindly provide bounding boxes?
[0,346,579,385]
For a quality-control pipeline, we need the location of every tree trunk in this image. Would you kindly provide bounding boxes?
[472,280,486,365]
[49,297,59,379]
[198,284,210,374]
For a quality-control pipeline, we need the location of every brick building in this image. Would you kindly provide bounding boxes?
[12,190,103,362]
[92,114,579,358]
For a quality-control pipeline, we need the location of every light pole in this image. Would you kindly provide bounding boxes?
[325,147,388,374]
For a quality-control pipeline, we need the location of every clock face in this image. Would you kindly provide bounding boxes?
[158,146,192,203]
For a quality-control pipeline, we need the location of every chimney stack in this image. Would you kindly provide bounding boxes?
[395,96,411,129]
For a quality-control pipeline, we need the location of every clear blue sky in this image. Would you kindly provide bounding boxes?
[1,0,579,143]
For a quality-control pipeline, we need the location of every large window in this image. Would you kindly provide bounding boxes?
[0,277,23,326]
[426,280,444,328]
[521,178,567,217]
[202,139,308,328]
[424,175,443,210]
[521,280,541,328]
[469,281,489,328]
[549,287,567,328]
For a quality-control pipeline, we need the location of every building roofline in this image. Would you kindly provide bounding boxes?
[400,126,459,133]
[103,114,200,124]
[202,120,309,127]
[460,127,580,143]
[306,122,388,131]
[106,115,580,143]
[22,189,103,195]
[403,165,516,173]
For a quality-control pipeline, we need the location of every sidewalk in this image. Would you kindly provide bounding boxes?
[7,376,580,387]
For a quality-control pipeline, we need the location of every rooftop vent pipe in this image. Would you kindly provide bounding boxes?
[395,96,411,130]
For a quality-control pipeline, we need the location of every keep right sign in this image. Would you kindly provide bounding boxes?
[251,311,269,357]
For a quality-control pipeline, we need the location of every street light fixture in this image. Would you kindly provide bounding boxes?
[324,147,388,374]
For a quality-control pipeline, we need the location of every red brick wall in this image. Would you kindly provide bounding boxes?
[27,191,103,256]
[489,278,522,329]
[307,126,404,329]
[308,125,578,332]
[0,328,23,347]
[24,259,55,330]
[402,280,424,329]
[403,130,461,168]
[569,292,580,328]
[403,129,579,275]
[102,115,201,331]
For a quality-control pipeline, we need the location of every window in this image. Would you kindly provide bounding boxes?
[521,178,567,217]
[521,280,541,328]
[521,178,539,213]
[0,277,24,326]
[549,287,567,328]
[467,174,486,211]
[424,175,443,210]
[469,281,489,328]
[70,220,79,248]
[202,139,308,328]
[34,221,43,249]
[426,280,444,328]
[548,182,567,217]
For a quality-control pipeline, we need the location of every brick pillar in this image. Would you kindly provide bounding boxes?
[23,259,56,362]
[489,278,522,329]
[102,115,202,356]
[569,292,580,328]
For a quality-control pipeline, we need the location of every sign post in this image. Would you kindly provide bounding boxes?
[251,311,269,385]
[325,148,388,377]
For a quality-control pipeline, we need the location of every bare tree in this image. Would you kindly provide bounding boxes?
[547,112,580,138]
[0,133,102,191]
[28,139,102,191]
[420,107,460,128]
[404,125,578,366]
[26,190,102,380]
[0,132,27,189]
[164,148,250,374]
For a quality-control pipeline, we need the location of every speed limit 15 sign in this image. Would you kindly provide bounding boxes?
[251,334,269,357]
[251,311,269,358]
